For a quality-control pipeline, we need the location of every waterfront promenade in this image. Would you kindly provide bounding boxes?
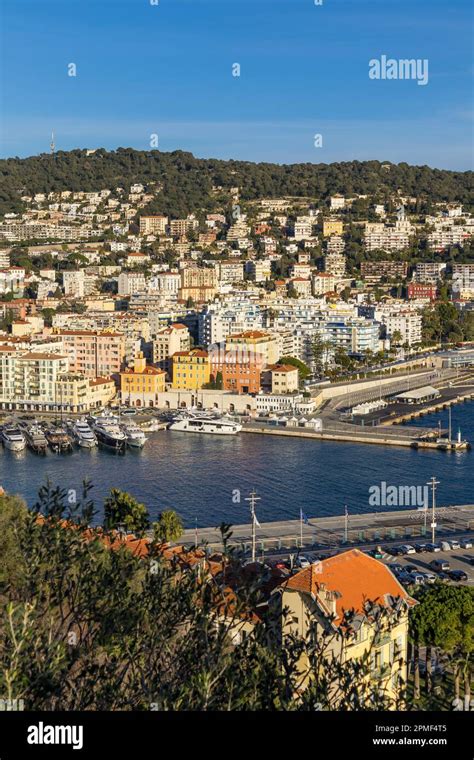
[181,504,474,553]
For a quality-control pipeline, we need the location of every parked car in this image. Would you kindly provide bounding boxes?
[437,572,451,582]
[296,556,311,569]
[449,540,461,550]
[399,544,416,555]
[420,572,437,584]
[425,543,441,553]
[414,543,428,553]
[368,547,384,559]
[397,571,413,585]
[409,572,425,584]
[404,564,418,574]
[460,538,473,549]
[448,569,468,582]
[389,546,405,556]
[387,563,404,575]
[440,541,452,552]
[430,559,450,572]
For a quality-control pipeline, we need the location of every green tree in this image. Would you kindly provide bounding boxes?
[0,492,28,587]
[104,488,149,534]
[153,510,183,545]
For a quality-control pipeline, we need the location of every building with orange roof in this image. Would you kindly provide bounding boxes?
[171,348,210,390]
[226,330,279,366]
[120,352,166,407]
[281,549,416,706]
[261,363,299,393]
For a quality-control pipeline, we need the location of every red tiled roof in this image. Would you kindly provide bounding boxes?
[285,549,415,625]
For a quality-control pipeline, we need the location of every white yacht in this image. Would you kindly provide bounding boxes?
[92,416,127,451]
[121,421,147,448]
[72,419,97,448]
[169,413,242,435]
[24,424,48,454]
[1,425,27,452]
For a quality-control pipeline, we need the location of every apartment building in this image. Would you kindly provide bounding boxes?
[139,215,168,236]
[323,252,347,277]
[198,308,226,347]
[118,271,147,296]
[58,329,126,378]
[178,267,217,303]
[226,330,279,366]
[209,345,262,394]
[324,318,380,354]
[312,272,337,296]
[288,278,310,297]
[152,323,190,374]
[452,264,474,298]
[407,283,437,301]
[149,271,181,296]
[381,312,423,346]
[326,235,345,254]
[169,217,199,237]
[323,219,344,237]
[245,260,272,282]
[428,225,472,251]
[289,262,312,279]
[364,221,413,252]
[414,262,446,284]
[360,261,408,284]
[0,267,25,295]
[63,270,85,298]
[171,348,210,390]
[292,219,313,240]
[329,195,346,211]
[261,364,299,393]
[217,260,245,285]
[0,348,116,412]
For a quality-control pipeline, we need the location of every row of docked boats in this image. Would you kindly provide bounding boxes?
[0,414,148,454]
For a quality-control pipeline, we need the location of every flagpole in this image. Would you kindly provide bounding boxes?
[245,489,261,563]
[300,509,303,548]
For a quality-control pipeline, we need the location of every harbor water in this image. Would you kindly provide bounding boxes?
[1,402,473,528]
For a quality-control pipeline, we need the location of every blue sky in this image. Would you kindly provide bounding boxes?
[1,0,473,169]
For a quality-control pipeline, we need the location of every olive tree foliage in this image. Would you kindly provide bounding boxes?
[0,483,401,711]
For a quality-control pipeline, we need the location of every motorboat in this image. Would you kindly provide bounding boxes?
[169,412,242,435]
[1,425,27,452]
[121,421,147,448]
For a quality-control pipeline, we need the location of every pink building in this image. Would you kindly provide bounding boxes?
[58,330,126,379]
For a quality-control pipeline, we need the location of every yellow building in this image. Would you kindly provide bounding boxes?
[56,374,117,412]
[226,331,279,366]
[281,549,416,708]
[120,352,166,408]
[178,267,217,304]
[171,348,210,390]
[323,218,344,237]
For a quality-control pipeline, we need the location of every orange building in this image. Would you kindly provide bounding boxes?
[210,353,262,394]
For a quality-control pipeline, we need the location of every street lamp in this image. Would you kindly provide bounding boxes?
[426,476,440,545]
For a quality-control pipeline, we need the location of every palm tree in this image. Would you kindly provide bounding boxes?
[153,509,183,546]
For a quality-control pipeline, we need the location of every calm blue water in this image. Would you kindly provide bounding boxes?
[1,403,473,528]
